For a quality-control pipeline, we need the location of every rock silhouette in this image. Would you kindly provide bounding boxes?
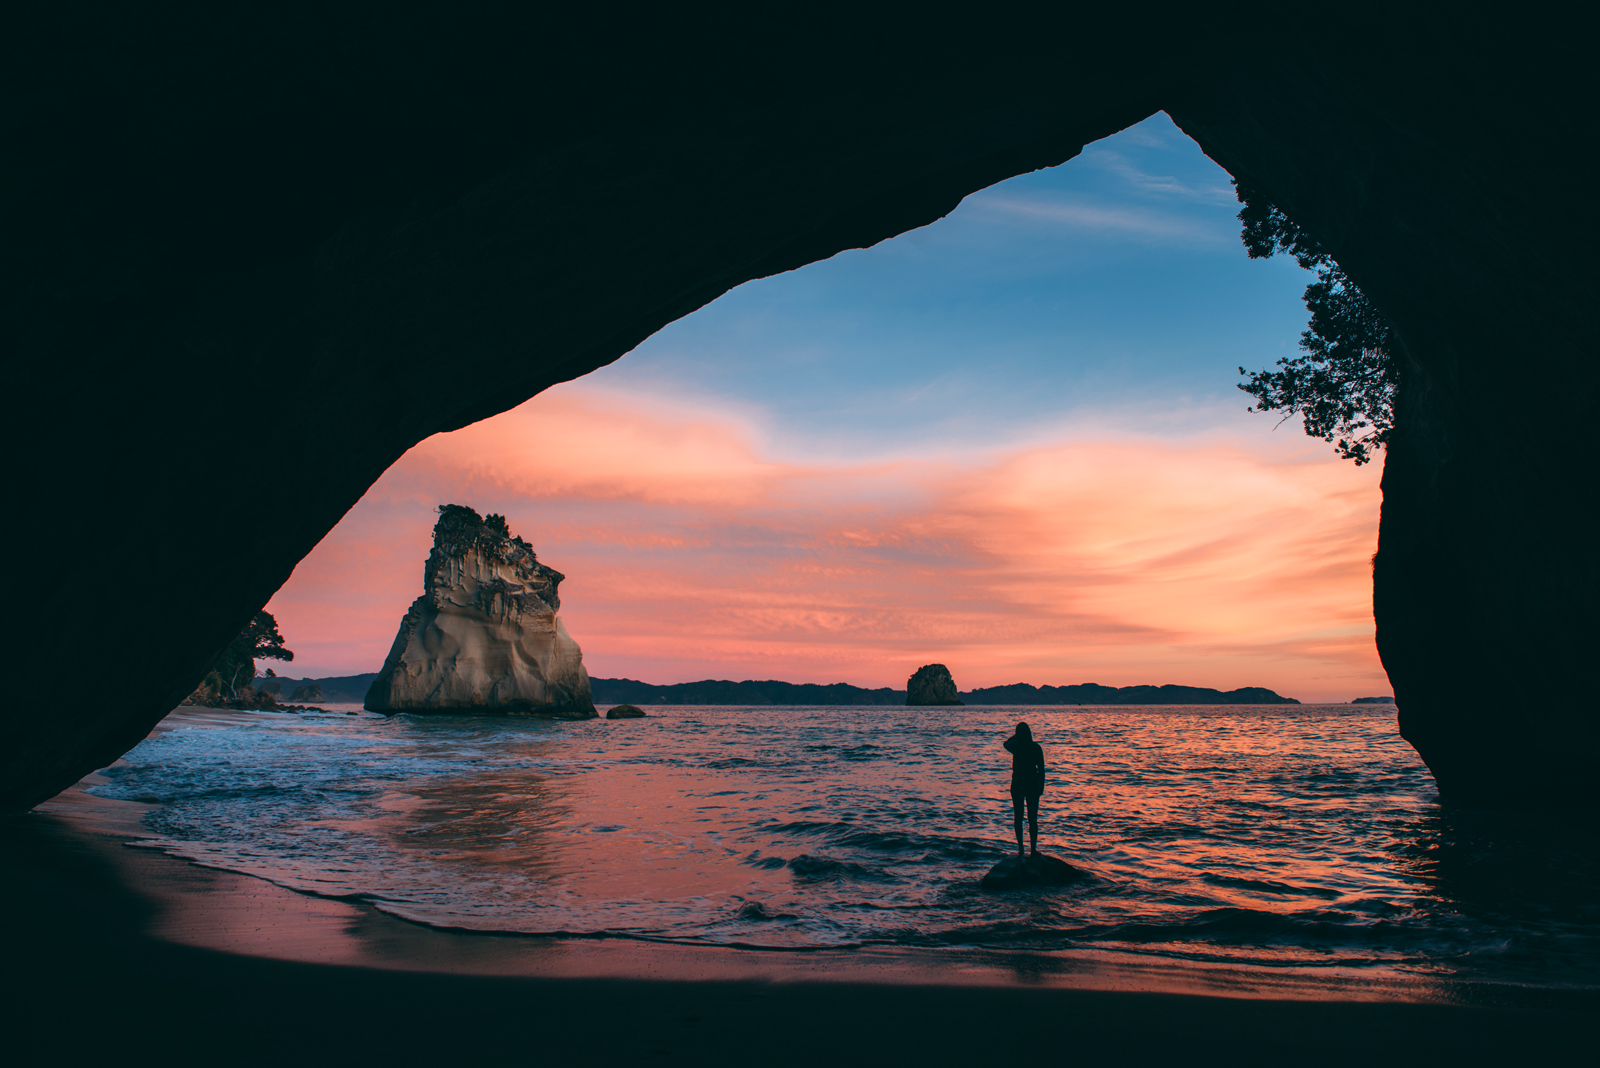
[364,506,596,718]
[981,853,1088,892]
[606,704,647,719]
[4,10,1595,808]
[907,664,963,706]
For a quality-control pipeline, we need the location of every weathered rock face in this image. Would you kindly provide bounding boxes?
[5,9,1595,808]
[907,665,963,706]
[364,506,595,718]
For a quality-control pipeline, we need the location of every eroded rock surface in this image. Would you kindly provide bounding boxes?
[364,506,595,718]
[907,664,963,706]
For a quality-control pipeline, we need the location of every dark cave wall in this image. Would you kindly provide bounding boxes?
[3,3,1198,810]
[3,3,1595,808]
[1167,9,1598,801]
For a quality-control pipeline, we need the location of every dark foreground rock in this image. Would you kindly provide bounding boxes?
[606,704,647,719]
[907,664,963,706]
[364,506,596,718]
[180,684,321,714]
[189,701,327,715]
[981,853,1088,892]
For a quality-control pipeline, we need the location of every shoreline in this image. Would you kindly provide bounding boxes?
[2,716,1591,1062]
[27,773,1456,999]
[30,708,1597,1004]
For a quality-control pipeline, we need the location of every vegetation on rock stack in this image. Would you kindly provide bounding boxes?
[428,504,564,614]
[1234,181,1400,465]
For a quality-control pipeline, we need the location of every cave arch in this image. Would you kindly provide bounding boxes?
[6,4,1595,809]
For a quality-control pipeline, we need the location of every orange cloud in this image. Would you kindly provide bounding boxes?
[266,383,1387,702]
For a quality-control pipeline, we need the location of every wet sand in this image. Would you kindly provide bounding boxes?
[2,769,1593,1065]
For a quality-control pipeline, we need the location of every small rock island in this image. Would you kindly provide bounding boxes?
[606,704,647,719]
[906,663,963,706]
[364,505,597,718]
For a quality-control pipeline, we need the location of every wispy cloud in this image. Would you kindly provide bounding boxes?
[969,194,1229,247]
[1082,148,1237,204]
[267,382,1387,702]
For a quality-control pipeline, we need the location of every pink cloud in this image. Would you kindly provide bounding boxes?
[266,383,1387,702]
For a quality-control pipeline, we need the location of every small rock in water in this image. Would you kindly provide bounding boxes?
[980,853,1087,891]
[606,704,648,719]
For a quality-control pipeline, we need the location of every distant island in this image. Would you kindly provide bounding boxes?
[584,678,1301,706]
[591,678,906,705]
[957,682,1299,705]
[250,673,1302,706]
[907,664,963,705]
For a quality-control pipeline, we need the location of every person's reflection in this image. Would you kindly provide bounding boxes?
[1004,722,1046,856]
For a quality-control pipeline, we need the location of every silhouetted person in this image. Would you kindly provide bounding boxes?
[1004,721,1045,856]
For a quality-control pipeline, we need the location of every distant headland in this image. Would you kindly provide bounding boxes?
[952,682,1299,706]
[252,673,1303,707]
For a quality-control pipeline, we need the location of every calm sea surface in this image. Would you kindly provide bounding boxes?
[91,704,1600,990]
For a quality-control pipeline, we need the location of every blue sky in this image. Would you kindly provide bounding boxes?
[590,111,1315,459]
[276,111,1392,700]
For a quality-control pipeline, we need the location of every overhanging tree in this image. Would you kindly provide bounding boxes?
[213,611,294,698]
[1235,182,1399,465]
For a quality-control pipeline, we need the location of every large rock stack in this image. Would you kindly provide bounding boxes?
[906,664,963,706]
[364,505,596,718]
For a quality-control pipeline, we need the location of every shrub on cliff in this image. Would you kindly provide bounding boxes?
[1234,182,1399,465]
[214,611,294,698]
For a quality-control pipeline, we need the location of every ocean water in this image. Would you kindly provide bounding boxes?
[91,704,1600,989]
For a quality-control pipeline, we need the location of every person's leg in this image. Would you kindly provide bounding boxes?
[1026,794,1040,854]
[1011,791,1025,854]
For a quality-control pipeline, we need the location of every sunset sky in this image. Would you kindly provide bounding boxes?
[267,113,1390,703]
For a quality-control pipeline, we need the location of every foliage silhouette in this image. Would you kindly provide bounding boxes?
[1235,182,1399,465]
[213,611,295,698]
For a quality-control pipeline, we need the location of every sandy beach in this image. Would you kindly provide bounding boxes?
[2,759,1593,1067]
